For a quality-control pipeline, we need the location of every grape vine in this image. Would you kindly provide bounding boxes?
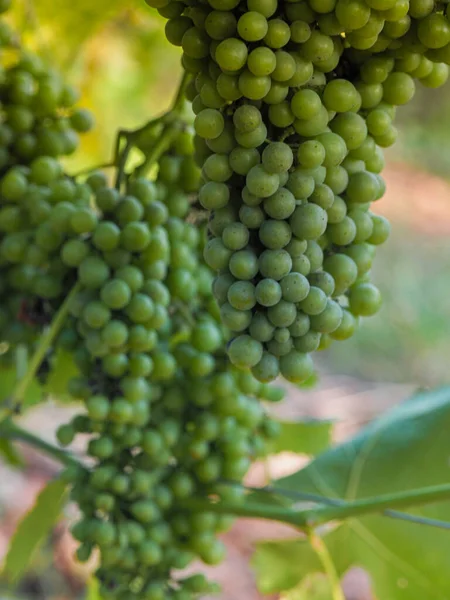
[1,0,450,598]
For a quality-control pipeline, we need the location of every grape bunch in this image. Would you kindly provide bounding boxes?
[0,1,94,355]
[0,5,281,594]
[53,133,280,600]
[145,0,450,383]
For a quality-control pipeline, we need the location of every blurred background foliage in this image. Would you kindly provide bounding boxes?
[4,0,449,388]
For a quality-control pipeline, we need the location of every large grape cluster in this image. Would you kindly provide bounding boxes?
[0,78,280,600]
[54,135,280,600]
[145,0,450,383]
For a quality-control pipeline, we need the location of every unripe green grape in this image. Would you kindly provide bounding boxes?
[238,70,272,100]
[195,109,224,140]
[279,351,314,384]
[222,222,250,250]
[259,249,292,280]
[235,122,267,148]
[255,278,282,307]
[215,37,248,71]
[268,102,295,128]
[301,30,334,62]
[264,19,291,48]
[247,47,276,77]
[290,204,327,240]
[324,253,358,296]
[229,146,260,176]
[237,11,268,41]
[263,187,295,220]
[330,309,358,340]
[199,181,229,210]
[229,248,259,279]
[291,89,322,120]
[290,20,311,43]
[368,213,390,245]
[233,105,262,134]
[348,282,382,316]
[220,302,252,331]
[205,10,237,40]
[382,72,415,105]
[262,142,293,174]
[267,300,297,327]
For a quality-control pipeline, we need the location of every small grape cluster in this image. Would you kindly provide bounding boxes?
[0,0,94,353]
[0,27,93,168]
[146,0,450,383]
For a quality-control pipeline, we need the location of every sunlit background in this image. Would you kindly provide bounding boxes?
[1,1,450,599]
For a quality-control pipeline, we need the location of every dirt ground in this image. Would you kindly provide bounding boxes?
[0,161,448,599]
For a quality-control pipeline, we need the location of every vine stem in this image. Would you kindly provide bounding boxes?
[307,531,345,600]
[182,480,450,530]
[307,483,450,525]
[0,282,81,420]
[0,420,81,468]
[114,71,191,189]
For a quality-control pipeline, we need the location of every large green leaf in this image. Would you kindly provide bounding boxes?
[253,386,450,600]
[270,419,333,456]
[2,479,68,583]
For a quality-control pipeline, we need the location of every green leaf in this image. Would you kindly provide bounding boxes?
[0,437,24,468]
[270,419,333,456]
[45,350,80,401]
[2,478,68,583]
[0,366,43,409]
[253,386,450,600]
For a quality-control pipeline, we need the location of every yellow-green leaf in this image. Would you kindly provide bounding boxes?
[2,478,68,583]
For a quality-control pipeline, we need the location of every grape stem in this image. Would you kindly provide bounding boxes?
[114,71,191,189]
[72,161,117,179]
[307,531,345,600]
[0,419,81,468]
[0,282,81,421]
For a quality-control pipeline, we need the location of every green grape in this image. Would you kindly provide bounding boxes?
[279,351,314,383]
[237,11,268,41]
[290,204,327,240]
[261,142,293,174]
[348,282,382,316]
[259,249,292,280]
[238,70,272,100]
[228,335,263,368]
[259,219,291,249]
[195,109,225,139]
[247,47,277,76]
[263,187,295,220]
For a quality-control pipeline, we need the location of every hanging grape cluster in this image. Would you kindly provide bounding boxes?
[0,5,281,597]
[146,0,450,384]
[54,133,280,600]
[0,12,94,356]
